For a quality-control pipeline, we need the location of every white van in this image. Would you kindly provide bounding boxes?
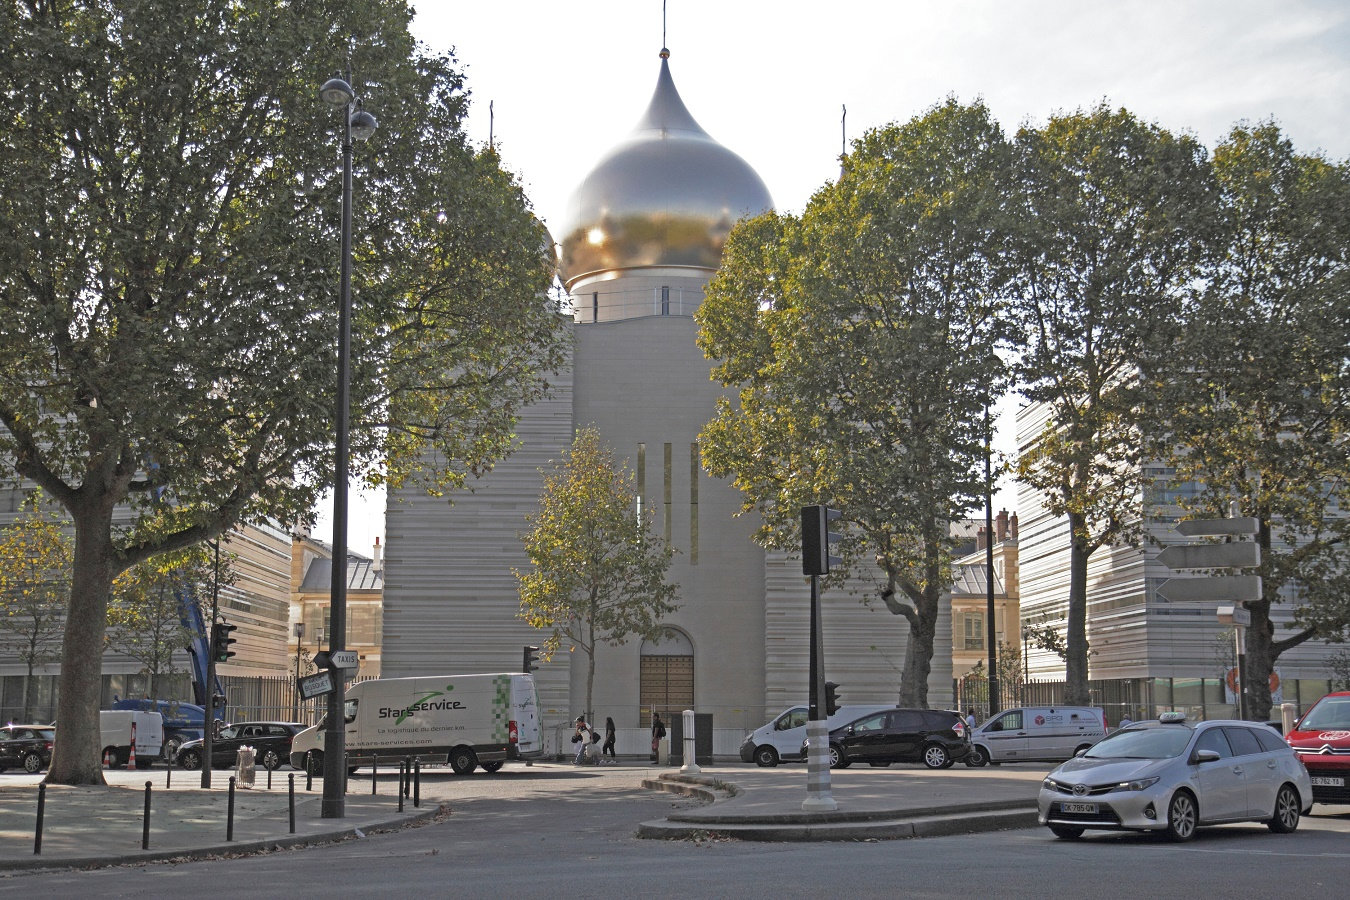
[739,704,896,767]
[288,673,542,775]
[967,706,1107,766]
[99,709,165,768]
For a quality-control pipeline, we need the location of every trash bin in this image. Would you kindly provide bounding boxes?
[236,745,256,789]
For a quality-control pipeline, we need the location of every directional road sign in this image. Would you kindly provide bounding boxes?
[1177,517,1260,537]
[299,671,334,700]
[1156,576,1263,603]
[330,650,359,669]
[1157,542,1260,570]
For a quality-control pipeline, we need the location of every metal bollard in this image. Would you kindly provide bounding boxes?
[267,765,272,791]
[306,756,313,792]
[372,757,378,795]
[397,760,405,812]
[403,756,411,798]
[288,773,296,834]
[34,783,46,855]
[414,759,421,808]
[142,781,152,850]
[166,750,173,789]
[227,776,236,841]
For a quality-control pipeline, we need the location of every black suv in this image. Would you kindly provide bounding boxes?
[175,721,306,771]
[0,724,55,773]
[811,708,970,769]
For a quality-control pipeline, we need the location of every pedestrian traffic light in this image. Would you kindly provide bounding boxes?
[523,645,540,673]
[801,505,843,576]
[825,681,842,717]
[211,622,237,663]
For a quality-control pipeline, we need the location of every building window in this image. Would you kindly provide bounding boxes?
[637,442,646,521]
[660,285,670,315]
[663,443,672,543]
[963,612,984,651]
[689,442,699,564]
[592,291,599,323]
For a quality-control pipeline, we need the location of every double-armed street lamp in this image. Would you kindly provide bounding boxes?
[319,73,376,820]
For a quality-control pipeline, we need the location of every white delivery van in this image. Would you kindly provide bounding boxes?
[99,709,165,768]
[966,706,1107,766]
[739,704,897,767]
[289,673,542,775]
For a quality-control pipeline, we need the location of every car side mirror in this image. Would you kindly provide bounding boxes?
[846,725,855,735]
[1074,747,1087,757]
[1193,749,1221,764]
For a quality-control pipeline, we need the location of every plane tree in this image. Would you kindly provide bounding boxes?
[697,100,1013,707]
[0,0,567,783]
[1007,105,1217,705]
[1145,123,1350,719]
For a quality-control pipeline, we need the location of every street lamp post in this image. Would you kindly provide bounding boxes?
[319,73,376,820]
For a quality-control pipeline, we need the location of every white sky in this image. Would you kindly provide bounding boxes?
[316,0,1350,551]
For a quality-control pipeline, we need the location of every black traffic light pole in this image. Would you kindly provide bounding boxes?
[802,505,838,811]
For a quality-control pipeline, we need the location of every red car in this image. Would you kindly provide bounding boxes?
[1285,691,1350,804]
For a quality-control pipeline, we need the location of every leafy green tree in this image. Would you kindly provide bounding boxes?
[697,100,1012,706]
[1146,123,1350,719]
[1008,105,1216,705]
[106,546,216,701]
[0,492,71,721]
[516,428,679,720]
[0,1,567,783]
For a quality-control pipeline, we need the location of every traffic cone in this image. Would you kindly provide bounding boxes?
[103,749,111,768]
[127,722,137,770]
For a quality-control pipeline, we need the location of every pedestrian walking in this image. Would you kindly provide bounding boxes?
[650,712,666,763]
[602,716,617,761]
[571,716,591,765]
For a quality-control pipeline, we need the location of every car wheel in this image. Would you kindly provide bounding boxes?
[1165,790,1198,842]
[22,752,43,773]
[306,750,323,776]
[481,761,505,773]
[449,747,477,775]
[261,749,282,771]
[922,743,950,770]
[965,746,989,767]
[753,745,780,768]
[177,749,202,771]
[828,744,850,769]
[1267,784,1301,834]
[1049,824,1084,840]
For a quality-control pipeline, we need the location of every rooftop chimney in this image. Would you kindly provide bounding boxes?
[372,536,383,573]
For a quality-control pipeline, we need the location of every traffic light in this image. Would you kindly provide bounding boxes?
[801,505,843,576]
[825,681,842,717]
[523,645,540,673]
[211,622,237,663]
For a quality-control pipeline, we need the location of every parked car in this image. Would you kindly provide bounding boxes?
[966,706,1108,767]
[1038,712,1313,842]
[740,704,897,767]
[805,708,971,769]
[111,698,221,761]
[0,725,55,773]
[174,721,306,771]
[1283,690,1350,804]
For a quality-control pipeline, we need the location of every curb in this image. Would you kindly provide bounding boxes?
[0,804,445,873]
[639,773,1039,842]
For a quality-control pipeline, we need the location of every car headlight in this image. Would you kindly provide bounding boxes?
[1042,777,1056,790]
[1117,777,1159,791]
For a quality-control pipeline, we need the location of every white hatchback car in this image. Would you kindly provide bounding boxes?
[1038,713,1313,841]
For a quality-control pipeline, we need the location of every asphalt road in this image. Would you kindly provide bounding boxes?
[5,766,1350,899]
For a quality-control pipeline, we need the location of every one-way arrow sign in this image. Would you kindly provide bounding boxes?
[1157,542,1260,570]
[1157,576,1263,603]
[1176,517,1260,537]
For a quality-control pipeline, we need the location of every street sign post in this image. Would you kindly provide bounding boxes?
[1176,517,1261,537]
[1157,542,1260,570]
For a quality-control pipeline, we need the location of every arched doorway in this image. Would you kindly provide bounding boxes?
[640,629,693,728]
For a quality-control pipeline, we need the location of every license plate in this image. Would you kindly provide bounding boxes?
[1061,802,1098,814]
[1310,776,1345,787]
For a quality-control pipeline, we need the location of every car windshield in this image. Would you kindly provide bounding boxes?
[1083,726,1192,759]
[1299,697,1350,730]
[35,728,54,740]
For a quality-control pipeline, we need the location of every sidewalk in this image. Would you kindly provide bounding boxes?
[0,767,437,871]
[0,761,1045,868]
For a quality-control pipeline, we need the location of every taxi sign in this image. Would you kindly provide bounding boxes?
[330,650,359,669]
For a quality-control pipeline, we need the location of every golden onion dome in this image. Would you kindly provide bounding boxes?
[557,48,773,290]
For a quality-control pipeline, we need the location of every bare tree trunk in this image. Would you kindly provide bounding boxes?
[45,504,117,785]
